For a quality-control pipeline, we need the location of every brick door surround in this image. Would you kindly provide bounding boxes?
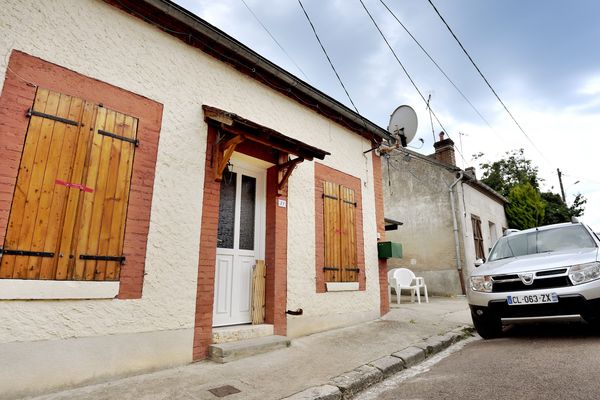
[193,125,288,360]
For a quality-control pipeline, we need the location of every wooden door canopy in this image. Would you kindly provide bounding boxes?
[203,106,330,181]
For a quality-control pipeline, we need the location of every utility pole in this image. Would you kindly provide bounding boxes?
[557,168,566,202]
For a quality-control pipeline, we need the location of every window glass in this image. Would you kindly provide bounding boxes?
[217,172,237,249]
[239,175,256,250]
[489,225,597,261]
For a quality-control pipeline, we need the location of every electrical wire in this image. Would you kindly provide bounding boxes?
[426,0,549,164]
[379,0,500,143]
[297,0,361,115]
[112,0,373,135]
[358,0,467,164]
[240,0,309,81]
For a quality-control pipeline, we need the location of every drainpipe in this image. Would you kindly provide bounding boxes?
[449,172,466,294]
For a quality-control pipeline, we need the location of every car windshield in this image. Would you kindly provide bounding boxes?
[489,225,597,261]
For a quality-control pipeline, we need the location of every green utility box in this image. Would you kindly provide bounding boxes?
[377,241,403,259]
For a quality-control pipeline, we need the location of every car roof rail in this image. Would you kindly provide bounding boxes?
[571,216,580,223]
[503,229,520,236]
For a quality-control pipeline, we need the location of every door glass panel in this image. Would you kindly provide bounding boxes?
[217,172,237,249]
[239,175,256,250]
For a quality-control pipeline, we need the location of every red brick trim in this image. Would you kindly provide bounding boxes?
[0,50,162,299]
[371,151,389,315]
[193,127,288,360]
[193,126,220,361]
[265,157,288,335]
[314,163,365,293]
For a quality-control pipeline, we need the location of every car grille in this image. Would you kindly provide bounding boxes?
[487,295,588,318]
[491,268,572,293]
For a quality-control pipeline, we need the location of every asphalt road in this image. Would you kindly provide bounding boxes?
[358,322,600,400]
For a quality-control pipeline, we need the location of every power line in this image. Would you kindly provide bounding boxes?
[297,0,361,115]
[240,0,309,81]
[379,0,499,143]
[112,0,369,134]
[358,0,467,164]
[426,0,549,163]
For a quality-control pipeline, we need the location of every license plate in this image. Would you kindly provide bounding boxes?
[507,293,558,305]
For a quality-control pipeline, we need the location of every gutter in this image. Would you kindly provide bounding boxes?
[121,0,393,143]
[449,172,466,294]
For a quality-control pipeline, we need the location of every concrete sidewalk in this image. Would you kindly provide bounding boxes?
[29,297,471,400]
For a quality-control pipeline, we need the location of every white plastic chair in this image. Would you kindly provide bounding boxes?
[387,268,429,304]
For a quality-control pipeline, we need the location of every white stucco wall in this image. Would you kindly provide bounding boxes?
[382,152,463,295]
[458,182,508,279]
[0,1,382,395]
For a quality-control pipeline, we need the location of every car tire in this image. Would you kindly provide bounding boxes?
[471,310,502,339]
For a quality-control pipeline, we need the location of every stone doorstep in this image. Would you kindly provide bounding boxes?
[209,335,291,363]
[212,324,275,344]
[281,324,474,400]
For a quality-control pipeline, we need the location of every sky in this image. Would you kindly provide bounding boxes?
[174,0,600,231]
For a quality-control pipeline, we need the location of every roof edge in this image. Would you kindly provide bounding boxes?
[105,0,393,143]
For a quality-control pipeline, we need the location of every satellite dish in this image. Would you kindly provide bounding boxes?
[388,105,418,147]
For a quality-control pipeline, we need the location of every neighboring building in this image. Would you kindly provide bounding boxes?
[383,133,508,296]
[0,1,392,397]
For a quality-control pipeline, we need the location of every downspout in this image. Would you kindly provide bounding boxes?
[449,172,466,294]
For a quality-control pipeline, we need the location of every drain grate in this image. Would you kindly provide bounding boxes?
[208,385,241,398]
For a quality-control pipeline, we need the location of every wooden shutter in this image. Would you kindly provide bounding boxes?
[471,215,485,260]
[72,107,138,281]
[340,186,358,282]
[0,89,96,280]
[323,181,341,282]
[0,88,138,281]
[322,181,358,283]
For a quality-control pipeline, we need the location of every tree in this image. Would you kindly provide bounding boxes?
[476,149,586,229]
[505,183,545,229]
[476,149,540,197]
[541,192,587,225]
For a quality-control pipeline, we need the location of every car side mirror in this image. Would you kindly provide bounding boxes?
[474,258,484,268]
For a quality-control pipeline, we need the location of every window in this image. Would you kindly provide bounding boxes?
[471,215,485,261]
[322,181,358,283]
[489,221,497,247]
[314,163,365,292]
[0,88,137,281]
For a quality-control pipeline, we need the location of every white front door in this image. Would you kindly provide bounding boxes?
[213,157,266,327]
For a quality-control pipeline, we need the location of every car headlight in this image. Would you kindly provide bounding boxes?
[569,262,600,285]
[470,275,493,292]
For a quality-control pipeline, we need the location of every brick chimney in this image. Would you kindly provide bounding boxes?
[433,132,456,166]
[465,167,477,179]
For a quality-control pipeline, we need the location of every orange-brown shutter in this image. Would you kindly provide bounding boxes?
[323,181,341,282]
[323,182,359,283]
[71,107,138,281]
[340,186,358,282]
[0,89,137,282]
[0,89,96,280]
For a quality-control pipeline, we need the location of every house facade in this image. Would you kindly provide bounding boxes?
[0,1,391,397]
[383,133,507,296]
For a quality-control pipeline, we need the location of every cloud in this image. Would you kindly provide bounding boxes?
[578,74,600,96]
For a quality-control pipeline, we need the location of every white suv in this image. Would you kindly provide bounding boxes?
[468,221,600,338]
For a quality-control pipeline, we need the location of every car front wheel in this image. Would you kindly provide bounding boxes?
[471,309,502,339]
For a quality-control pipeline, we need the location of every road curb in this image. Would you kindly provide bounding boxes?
[281,324,474,400]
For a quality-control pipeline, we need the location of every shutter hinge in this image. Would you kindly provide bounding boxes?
[343,200,357,207]
[0,248,55,257]
[26,108,80,126]
[322,194,338,200]
[79,255,126,264]
[345,268,360,272]
[323,267,340,271]
[98,129,139,147]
